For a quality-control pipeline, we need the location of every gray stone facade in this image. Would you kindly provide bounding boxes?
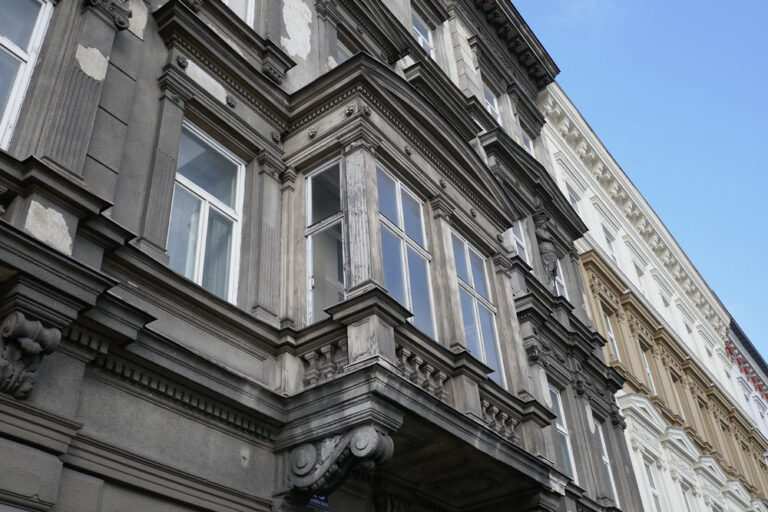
[0,0,643,511]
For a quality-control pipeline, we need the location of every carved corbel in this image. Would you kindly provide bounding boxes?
[83,0,132,30]
[0,312,61,399]
[287,424,394,500]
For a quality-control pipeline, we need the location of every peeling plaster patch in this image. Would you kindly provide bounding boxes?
[24,201,72,255]
[281,0,312,60]
[185,60,227,104]
[127,0,148,39]
[75,45,109,81]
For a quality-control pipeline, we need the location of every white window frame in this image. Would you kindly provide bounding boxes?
[641,344,657,394]
[566,185,580,214]
[602,226,617,263]
[644,459,664,512]
[634,262,646,295]
[221,0,256,26]
[305,160,346,324]
[0,0,52,149]
[602,309,621,361]
[168,121,245,303]
[483,82,502,125]
[554,259,568,299]
[680,481,694,512]
[452,231,505,387]
[521,130,535,155]
[594,418,619,507]
[411,10,435,60]
[377,166,437,338]
[550,386,578,483]
[510,220,530,264]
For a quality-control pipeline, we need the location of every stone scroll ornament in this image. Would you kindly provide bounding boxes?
[534,211,559,293]
[288,424,394,500]
[0,312,61,399]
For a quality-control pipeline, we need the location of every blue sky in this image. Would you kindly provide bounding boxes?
[513,1,768,356]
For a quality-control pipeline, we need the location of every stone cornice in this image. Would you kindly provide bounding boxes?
[539,85,729,340]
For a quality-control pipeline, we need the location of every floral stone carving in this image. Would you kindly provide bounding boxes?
[288,424,394,499]
[0,312,61,399]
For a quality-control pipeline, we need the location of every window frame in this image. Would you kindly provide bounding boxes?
[593,417,619,507]
[602,308,621,362]
[376,166,437,339]
[554,259,568,299]
[549,385,578,483]
[305,159,346,324]
[602,226,617,263]
[644,459,664,512]
[0,0,52,149]
[566,185,580,214]
[221,0,256,27]
[521,130,535,155]
[670,370,687,420]
[451,231,506,387]
[167,120,246,303]
[510,220,530,265]
[482,81,502,126]
[640,342,657,394]
[411,10,435,60]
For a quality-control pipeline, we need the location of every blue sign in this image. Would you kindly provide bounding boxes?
[309,495,329,510]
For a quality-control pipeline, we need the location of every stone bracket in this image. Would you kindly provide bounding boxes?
[0,312,61,399]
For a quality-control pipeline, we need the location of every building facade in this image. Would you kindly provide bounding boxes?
[538,83,768,511]
[0,1,645,511]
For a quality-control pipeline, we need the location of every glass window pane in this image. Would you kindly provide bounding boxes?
[377,168,398,225]
[559,433,574,477]
[460,289,481,359]
[177,127,238,208]
[310,223,344,321]
[202,209,233,299]
[412,13,430,40]
[310,164,341,225]
[407,248,434,338]
[0,49,21,117]
[478,304,501,385]
[452,235,469,284]
[168,184,201,280]
[380,226,406,306]
[550,389,564,428]
[515,240,528,263]
[401,190,424,246]
[469,250,489,299]
[0,0,41,51]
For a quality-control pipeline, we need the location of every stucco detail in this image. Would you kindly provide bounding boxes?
[185,60,227,104]
[75,45,109,81]
[24,201,72,255]
[281,0,312,60]
[127,0,148,39]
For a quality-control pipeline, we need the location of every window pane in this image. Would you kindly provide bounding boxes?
[407,247,434,338]
[550,389,565,429]
[380,226,406,305]
[469,250,489,299]
[311,223,344,321]
[310,164,341,225]
[202,209,233,299]
[168,184,201,280]
[460,289,481,359]
[558,432,574,477]
[412,13,430,40]
[452,235,469,284]
[226,0,248,21]
[478,304,501,385]
[401,190,424,246]
[0,0,41,51]
[177,128,238,208]
[0,49,21,117]
[515,240,528,263]
[377,168,398,225]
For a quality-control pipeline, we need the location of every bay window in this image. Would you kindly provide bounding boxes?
[377,167,436,338]
[549,386,577,481]
[306,161,345,323]
[167,122,244,302]
[452,233,504,386]
[0,0,52,149]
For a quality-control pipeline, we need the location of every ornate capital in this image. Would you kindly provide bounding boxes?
[0,312,61,399]
[287,424,393,499]
[83,0,132,31]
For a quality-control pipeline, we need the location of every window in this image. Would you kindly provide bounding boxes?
[634,263,646,294]
[377,167,436,338]
[549,386,577,481]
[644,460,663,512]
[641,344,657,394]
[566,185,579,214]
[0,0,52,149]
[602,226,617,262]
[521,130,535,155]
[594,418,619,506]
[554,259,568,298]
[412,11,435,59]
[483,82,502,125]
[670,372,686,420]
[452,233,504,386]
[510,220,529,264]
[306,161,345,323]
[167,122,244,301]
[681,483,693,512]
[222,0,255,26]
[602,309,621,361]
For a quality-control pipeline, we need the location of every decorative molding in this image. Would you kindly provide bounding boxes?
[300,339,349,388]
[0,312,61,399]
[83,0,132,30]
[287,424,394,498]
